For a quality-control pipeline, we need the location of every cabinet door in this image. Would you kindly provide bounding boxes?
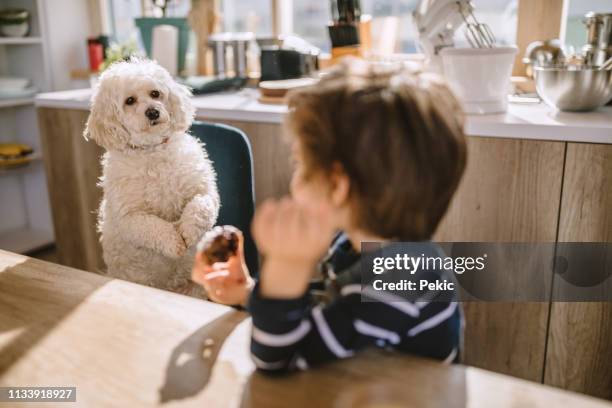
[38,108,104,272]
[545,143,612,400]
[435,137,565,382]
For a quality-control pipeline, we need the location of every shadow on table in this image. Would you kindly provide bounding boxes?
[159,309,247,403]
[239,350,469,408]
[0,257,109,375]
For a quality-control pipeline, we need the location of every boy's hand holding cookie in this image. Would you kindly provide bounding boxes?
[253,198,335,299]
[192,226,254,306]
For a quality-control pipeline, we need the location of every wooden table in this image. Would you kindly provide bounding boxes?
[0,250,610,408]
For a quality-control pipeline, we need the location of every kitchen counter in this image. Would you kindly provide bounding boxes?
[1,249,611,408]
[35,88,612,144]
[35,88,286,124]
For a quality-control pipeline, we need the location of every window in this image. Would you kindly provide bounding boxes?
[292,1,330,52]
[108,0,272,45]
[108,0,144,44]
[108,0,518,56]
[292,0,421,53]
[453,0,517,47]
[362,0,419,52]
[564,0,612,50]
[220,0,272,35]
[292,0,517,54]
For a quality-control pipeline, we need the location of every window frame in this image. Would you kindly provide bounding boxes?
[94,0,566,77]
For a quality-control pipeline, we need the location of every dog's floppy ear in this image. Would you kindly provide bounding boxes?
[83,76,130,151]
[168,79,195,134]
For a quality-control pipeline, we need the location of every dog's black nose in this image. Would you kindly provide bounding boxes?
[145,107,160,120]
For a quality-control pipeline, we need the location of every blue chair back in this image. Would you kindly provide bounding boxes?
[190,121,259,276]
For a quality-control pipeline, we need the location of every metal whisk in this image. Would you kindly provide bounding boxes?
[457,1,496,48]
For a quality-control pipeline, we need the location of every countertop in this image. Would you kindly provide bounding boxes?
[35,88,612,144]
[2,249,611,407]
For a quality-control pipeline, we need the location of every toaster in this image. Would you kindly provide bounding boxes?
[260,48,319,82]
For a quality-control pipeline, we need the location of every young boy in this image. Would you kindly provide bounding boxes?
[192,59,467,372]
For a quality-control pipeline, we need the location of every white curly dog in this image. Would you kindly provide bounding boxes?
[84,58,219,296]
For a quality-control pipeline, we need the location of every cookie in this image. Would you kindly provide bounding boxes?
[197,225,240,264]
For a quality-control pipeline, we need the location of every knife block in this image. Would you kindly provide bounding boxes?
[329,14,372,64]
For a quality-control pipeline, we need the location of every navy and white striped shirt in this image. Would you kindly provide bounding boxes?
[247,233,463,372]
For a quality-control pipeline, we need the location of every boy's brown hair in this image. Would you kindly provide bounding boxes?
[285,59,467,240]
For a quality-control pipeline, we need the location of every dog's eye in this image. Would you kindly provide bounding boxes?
[125,96,136,106]
[150,90,160,99]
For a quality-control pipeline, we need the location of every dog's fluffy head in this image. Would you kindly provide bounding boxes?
[84,58,194,151]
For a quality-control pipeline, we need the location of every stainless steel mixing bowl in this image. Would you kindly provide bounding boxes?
[534,67,612,111]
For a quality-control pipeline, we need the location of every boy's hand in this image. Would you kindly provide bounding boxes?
[252,198,335,299]
[192,231,253,306]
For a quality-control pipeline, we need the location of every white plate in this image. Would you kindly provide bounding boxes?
[0,76,30,90]
[0,87,37,99]
[259,78,318,90]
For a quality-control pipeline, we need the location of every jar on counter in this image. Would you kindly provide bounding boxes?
[88,38,105,72]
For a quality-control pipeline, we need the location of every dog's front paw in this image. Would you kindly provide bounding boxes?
[161,232,187,259]
[178,195,218,248]
[177,218,210,248]
[178,222,205,249]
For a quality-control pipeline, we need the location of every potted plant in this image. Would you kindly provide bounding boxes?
[134,0,190,73]
[100,41,141,72]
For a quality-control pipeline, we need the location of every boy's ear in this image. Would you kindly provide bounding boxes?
[329,162,351,207]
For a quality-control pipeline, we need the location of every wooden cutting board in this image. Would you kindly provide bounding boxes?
[258,77,319,99]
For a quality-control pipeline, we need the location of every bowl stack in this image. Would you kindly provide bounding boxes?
[0,9,30,37]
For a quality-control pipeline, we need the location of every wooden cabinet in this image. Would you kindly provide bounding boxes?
[38,108,103,272]
[544,143,612,400]
[435,137,566,382]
